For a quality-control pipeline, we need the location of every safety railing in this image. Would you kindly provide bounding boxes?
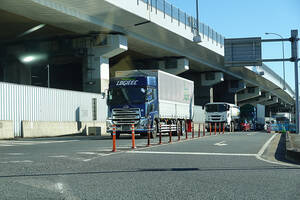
[136,0,225,47]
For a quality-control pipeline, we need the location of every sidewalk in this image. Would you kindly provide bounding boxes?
[286,133,300,164]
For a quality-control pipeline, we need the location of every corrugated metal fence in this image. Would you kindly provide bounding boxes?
[0,82,107,137]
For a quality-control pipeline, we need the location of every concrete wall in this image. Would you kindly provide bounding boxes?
[81,121,108,136]
[22,121,80,138]
[0,120,14,139]
[22,121,109,138]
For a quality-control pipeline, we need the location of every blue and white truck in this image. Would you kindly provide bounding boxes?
[106,70,194,138]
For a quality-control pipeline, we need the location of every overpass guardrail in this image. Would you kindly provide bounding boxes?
[137,0,225,47]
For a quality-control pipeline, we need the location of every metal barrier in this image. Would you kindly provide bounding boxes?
[192,122,194,139]
[159,124,162,144]
[147,123,151,146]
[169,124,172,143]
[111,122,230,152]
[214,123,217,135]
[185,121,188,140]
[178,122,181,141]
[131,124,136,149]
[112,124,116,152]
[137,0,225,47]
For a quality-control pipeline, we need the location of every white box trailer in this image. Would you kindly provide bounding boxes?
[115,70,194,120]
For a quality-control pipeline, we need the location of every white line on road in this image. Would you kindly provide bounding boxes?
[0,140,80,147]
[255,134,300,167]
[0,160,33,164]
[257,134,277,156]
[48,155,67,158]
[4,153,25,156]
[128,151,257,157]
[214,141,228,146]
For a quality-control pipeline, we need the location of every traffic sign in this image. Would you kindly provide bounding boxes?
[225,37,262,67]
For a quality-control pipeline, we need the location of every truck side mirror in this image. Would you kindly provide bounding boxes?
[100,92,106,99]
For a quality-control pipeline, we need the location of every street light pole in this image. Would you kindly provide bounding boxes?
[47,64,50,88]
[291,30,299,134]
[193,0,201,43]
[265,32,286,90]
[196,0,199,35]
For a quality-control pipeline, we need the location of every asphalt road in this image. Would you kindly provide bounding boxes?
[0,132,299,200]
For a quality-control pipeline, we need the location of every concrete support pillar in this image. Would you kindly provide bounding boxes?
[79,34,128,93]
[234,93,238,105]
[210,87,214,103]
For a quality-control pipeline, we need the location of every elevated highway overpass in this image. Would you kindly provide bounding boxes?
[0,0,295,114]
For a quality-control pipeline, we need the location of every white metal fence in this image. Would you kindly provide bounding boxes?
[0,82,107,137]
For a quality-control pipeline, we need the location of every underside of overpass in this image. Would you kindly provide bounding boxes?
[0,0,295,116]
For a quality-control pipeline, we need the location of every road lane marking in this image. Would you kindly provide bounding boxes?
[257,134,277,156]
[255,133,300,167]
[0,140,80,147]
[214,141,228,146]
[128,151,256,157]
[77,152,97,155]
[0,160,33,164]
[5,153,24,156]
[48,155,67,158]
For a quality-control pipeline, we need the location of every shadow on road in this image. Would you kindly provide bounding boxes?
[1,166,299,179]
[273,133,299,165]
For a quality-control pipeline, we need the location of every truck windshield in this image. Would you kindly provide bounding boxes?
[205,104,227,112]
[107,87,147,105]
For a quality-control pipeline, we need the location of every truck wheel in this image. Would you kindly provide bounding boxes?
[151,120,158,138]
[181,120,186,135]
[174,120,181,136]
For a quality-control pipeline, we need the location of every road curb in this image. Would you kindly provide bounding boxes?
[285,133,300,164]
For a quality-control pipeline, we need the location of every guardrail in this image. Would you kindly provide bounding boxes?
[267,123,296,133]
[136,0,225,47]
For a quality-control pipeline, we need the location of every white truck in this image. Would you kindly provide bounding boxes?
[204,102,240,131]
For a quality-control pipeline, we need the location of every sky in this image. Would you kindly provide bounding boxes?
[167,0,300,91]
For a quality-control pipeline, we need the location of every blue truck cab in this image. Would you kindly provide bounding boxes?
[106,75,158,137]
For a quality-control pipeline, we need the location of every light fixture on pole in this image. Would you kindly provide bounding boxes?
[265,32,286,90]
[193,0,201,43]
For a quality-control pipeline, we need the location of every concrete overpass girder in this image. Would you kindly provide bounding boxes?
[158,58,189,75]
[263,96,279,106]
[237,87,261,102]
[228,80,246,93]
[201,72,224,86]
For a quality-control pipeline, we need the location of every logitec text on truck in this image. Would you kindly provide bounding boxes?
[106,70,194,138]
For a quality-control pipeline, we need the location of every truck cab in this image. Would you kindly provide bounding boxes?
[205,102,240,131]
[106,76,157,137]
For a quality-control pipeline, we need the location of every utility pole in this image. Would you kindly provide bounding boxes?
[291,30,299,134]
[193,0,201,43]
[47,64,50,88]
